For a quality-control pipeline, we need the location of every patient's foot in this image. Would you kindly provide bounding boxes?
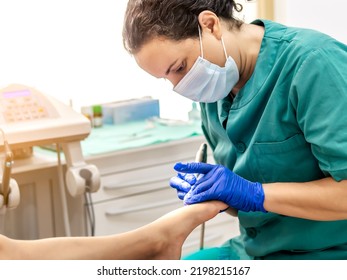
[146,201,228,260]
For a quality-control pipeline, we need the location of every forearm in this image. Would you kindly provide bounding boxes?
[263,177,347,221]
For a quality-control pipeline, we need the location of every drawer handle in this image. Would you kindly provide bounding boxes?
[103,177,170,190]
[105,198,180,216]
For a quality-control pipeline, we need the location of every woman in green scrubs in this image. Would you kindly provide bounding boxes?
[122,0,347,259]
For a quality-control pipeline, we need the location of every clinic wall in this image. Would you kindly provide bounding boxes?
[2,1,344,120]
[0,0,189,120]
[0,0,258,121]
[274,0,347,44]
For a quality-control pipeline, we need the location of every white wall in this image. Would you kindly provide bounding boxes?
[274,0,347,44]
[0,0,191,120]
[0,0,260,121]
[7,1,343,121]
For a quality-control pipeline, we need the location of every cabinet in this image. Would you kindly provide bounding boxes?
[4,154,86,239]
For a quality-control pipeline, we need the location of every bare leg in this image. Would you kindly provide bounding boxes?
[0,201,227,260]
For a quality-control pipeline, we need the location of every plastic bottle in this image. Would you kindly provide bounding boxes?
[188,102,201,121]
[92,105,103,128]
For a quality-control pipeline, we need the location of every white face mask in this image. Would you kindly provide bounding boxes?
[173,26,239,103]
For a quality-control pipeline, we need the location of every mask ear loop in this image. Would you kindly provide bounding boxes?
[221,36,228,60]
[199,25,228,61]
[198,26,204,58]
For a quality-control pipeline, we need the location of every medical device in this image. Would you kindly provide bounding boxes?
[0,84,100,204]
[0,135,13,205]
[195,143,208,250]
[195,143,238,250]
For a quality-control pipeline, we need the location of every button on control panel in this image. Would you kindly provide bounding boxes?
[0,89,50,123]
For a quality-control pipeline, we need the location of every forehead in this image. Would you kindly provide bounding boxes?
[134,37,198,78]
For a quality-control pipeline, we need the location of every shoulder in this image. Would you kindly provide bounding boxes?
[253,19,346,53]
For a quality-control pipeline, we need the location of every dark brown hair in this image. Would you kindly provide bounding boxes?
[122,0,243,54]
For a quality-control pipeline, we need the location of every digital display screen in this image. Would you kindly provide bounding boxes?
[3,89,31,98]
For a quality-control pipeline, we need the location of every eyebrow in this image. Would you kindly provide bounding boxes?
[165,59,178,76]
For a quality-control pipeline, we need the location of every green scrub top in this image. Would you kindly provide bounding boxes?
[187,19,347,260]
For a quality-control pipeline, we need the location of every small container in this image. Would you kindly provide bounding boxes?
[92,105,103,128]
[188,102,201,121]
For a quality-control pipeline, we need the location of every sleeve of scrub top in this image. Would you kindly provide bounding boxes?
[291,44,347,181]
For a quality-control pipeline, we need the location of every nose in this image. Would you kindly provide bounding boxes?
[166,74,185,88]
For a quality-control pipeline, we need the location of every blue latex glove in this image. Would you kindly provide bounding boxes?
[170,162,267,213]
[169,172,197,200]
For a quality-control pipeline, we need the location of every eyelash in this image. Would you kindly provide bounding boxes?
[175,62,185,73]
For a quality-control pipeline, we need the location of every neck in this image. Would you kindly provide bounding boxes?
[225,23,264,94]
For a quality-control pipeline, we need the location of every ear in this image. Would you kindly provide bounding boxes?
[198,11,222,40]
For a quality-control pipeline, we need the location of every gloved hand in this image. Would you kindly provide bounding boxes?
[170,172,197,200]
[0,179,20,210]
[170,162,267,213]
